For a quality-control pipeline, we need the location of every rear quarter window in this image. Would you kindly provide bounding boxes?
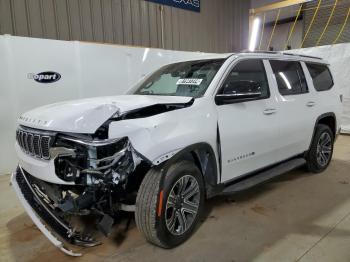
[306,63,334,91]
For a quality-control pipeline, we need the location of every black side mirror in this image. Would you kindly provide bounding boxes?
[215,80,262,105]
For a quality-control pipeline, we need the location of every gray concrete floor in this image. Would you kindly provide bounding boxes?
[1,136,350,262]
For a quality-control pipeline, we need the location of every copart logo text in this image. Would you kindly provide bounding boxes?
[28,71,61,84]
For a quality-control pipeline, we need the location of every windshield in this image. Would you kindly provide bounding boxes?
[132,59,225,98]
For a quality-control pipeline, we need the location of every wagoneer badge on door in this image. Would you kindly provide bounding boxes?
[28,71,61,83]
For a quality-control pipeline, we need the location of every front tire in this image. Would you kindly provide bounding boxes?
[306,124,334,173]
[135,160,205,248]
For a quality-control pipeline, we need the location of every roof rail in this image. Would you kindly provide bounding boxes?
[239,50,323,60]
[283,52,322,60]
[240,50,280,54]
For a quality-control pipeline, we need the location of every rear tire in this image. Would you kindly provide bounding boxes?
[135,160,205,248]
[306,124,334,173]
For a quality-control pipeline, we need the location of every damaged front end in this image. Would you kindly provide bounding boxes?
[53,135,150,234]
[13,128,151,252]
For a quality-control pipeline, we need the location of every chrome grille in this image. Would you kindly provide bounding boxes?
[16,128,54,160]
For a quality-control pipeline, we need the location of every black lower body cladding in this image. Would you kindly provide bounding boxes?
[15,167,99,246]
[16,163,153,245]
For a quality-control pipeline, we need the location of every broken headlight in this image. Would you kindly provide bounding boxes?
[53,136,141,184]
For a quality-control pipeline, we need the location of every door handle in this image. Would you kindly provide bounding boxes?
[306,101,316,107]
[263,108,277,115]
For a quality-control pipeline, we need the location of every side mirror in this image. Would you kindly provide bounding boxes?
[215,80,262,105]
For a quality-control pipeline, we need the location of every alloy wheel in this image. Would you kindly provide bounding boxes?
[316,132,332,167]
[165,175,200,236]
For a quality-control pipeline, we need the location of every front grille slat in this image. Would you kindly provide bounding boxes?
[27,133,34,155]
[19,131,25,150]
[17,130,21,148]
[33,135,41,158]
[41,136,51,159]
[23,132,28,153]
[16,128,54,160]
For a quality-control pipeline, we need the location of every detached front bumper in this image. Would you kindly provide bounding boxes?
[11,166,82,256]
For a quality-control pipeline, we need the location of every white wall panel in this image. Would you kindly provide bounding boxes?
[0,35,216,174]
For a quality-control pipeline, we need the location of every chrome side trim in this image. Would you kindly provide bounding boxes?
[49,147,76,159]
[216,92,262,98]
[18,125,57,136]
[60,136,122,147]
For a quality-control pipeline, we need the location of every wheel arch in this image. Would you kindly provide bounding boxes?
[308,112,337,152]
[315,112,337,138]
[159,143,219,198]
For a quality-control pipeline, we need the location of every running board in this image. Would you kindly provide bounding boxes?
[222,158,306,194]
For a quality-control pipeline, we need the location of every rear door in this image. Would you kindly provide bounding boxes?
[267,60,315,158]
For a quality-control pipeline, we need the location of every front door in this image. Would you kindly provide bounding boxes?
[216,59,280,182]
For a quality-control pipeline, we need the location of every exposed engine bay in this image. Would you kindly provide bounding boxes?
[15,126,152,246]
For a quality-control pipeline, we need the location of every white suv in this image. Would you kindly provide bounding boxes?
[12,52,342,256]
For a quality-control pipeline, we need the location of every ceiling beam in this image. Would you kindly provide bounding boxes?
[250,0,312,15]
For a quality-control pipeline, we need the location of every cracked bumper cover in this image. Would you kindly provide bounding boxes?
[11,166,82,257]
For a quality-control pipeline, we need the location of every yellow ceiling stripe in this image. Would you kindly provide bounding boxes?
[300,0,322,48]
[316,0,338,46]
[284,4,302,50]
[333,7,350,44]
[267,9,281,50]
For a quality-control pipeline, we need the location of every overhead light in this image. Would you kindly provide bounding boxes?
[142,48,150,62]
[249,17,261,51]
[279,72,292,89]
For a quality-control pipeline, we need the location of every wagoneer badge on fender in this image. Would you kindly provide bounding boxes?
[27,71,61,83]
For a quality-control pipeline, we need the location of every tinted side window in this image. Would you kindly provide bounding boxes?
[220,59,269,99]
[306,63,334,91]
[270,60,308,96]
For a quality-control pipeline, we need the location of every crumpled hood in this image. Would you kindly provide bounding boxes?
[18,95,193,133]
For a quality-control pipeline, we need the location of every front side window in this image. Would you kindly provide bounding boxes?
[270,60,308,96]
[132,59,224,98]
[306,63,334,91]
[218,59,270,99]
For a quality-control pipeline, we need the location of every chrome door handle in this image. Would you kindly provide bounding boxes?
[306,101,316,107]
[263,108,277,115]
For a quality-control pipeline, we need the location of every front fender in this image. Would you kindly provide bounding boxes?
[108,99,219,166]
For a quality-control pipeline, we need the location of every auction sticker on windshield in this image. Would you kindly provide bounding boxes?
[176,79,203,85]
